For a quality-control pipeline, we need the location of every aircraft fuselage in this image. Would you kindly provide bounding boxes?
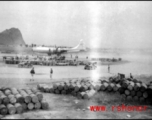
[32,40,86,55]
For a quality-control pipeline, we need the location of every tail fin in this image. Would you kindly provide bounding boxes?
[72,39,85,50]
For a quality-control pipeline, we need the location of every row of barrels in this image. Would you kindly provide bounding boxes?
[38,83,97,100]
[109,77,152,93]
[109,77,143,84]
[77,79,151,103]
[37,79,97,99]
[0,87,49,116]
[0,101,48,115]
[5,58,86,66]
[108,77,152,104]
[37,77,152,105]
[37,79,123,99]
[32,60,57,66]
[5,60,20,64]
[5,60,57,66]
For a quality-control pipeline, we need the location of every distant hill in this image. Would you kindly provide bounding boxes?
[0,28,25,46]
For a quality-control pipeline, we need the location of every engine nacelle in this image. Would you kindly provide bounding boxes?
[56,48,61,53]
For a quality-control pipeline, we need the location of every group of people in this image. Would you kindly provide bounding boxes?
[30,67,53,81]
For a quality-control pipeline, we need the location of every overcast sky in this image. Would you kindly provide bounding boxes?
[0,1,152,49]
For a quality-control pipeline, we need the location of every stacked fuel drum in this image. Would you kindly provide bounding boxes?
[0,87,49,116]
[37,77,152,105]
[106,77,152,104]
[37,79,97,100]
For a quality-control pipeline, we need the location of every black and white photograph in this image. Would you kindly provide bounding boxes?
[0,1,152,119]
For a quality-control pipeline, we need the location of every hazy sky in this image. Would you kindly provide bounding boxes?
[0,1,152,49]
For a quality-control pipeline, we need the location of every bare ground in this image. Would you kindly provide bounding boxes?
[0,77,152,119]
[0,61,152,119]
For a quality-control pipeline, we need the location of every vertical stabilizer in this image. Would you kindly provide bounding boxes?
[72,39,85,50]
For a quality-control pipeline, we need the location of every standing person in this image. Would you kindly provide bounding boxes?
[108,65,110,73]
[50,68,53,79]
[117,73,120,79]
[30,67,35,81]
[130,73,133,79]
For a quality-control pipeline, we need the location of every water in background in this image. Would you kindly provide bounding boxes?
[65,49,152,76]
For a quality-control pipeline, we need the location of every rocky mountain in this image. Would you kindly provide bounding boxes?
[0,28,25,45]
